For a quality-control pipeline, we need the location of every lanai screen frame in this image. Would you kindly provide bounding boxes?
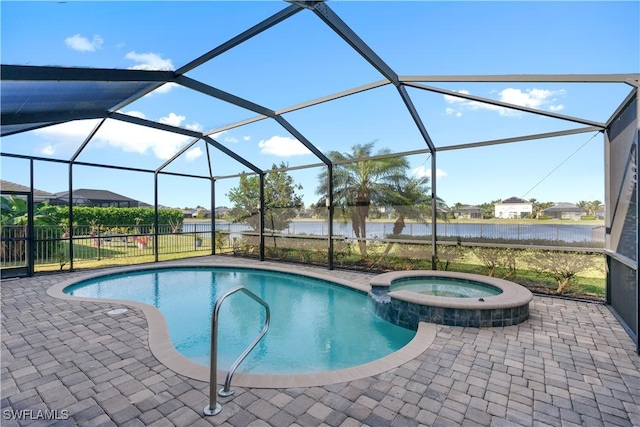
[1,1,638,351]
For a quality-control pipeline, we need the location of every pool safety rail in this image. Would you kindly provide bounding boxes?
[204,285,270,416]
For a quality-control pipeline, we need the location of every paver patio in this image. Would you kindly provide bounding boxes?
[2,256,639,426]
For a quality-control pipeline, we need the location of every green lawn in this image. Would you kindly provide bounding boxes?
[34,234,217,272]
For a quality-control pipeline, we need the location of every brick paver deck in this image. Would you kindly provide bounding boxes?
[2,256,639,426]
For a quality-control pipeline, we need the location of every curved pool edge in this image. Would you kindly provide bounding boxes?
[47,262,436,389]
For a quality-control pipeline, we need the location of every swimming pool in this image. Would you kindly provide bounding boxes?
[61,266,416,376]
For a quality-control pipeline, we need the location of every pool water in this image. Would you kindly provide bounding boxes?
[390,277,503,298]
[64,267,415,375]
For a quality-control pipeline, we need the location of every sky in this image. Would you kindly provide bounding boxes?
[1,1,638,210]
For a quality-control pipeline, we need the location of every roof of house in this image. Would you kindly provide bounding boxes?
[454,205,482,211]
[498,196,531,204]
[55,189,141,203]
[1,180,56,198]
[542,202,586,212]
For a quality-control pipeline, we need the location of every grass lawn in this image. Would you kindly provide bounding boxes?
[34,233,216,272]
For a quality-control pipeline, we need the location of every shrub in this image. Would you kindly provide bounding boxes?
[525,250,598,294]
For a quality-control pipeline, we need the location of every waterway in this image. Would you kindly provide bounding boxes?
[183,220,605,244]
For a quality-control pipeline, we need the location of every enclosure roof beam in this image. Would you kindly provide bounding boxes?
[175,76,274,117]
[309,2,399,85]
[203,79,390,137]
[205,116,268,136]
[399,74,640,83]
[176,80,329,167]
[109,112,203,138]
[1,121,66,137]
[156,138,202,173]
[70,119,106,163]
[275,80,390,115]
[0,64,175,82]
[436,126,602,152]
[176,4,303,75]
[273,116,331,165]
[606,88,638,128]
[397,85,436,152]
[203,136,262,175]
[1,110,108,126]
[404,81,606,129]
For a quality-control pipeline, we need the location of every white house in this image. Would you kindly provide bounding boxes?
[494,197,533,219]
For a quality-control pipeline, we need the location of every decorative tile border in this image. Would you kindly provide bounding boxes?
[369,270,533,328]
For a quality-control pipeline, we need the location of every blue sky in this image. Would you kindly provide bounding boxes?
[1,1,638,210]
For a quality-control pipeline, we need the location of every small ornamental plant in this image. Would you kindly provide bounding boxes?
[134,235,151,248]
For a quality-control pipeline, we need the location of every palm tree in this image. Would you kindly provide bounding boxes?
[576,200,589,215]
[588,200,603,216]
[371,174,442,265]
[316,142,409,258]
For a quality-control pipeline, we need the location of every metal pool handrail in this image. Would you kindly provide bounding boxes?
[204,285,270,416]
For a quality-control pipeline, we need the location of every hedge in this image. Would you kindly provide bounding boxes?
[51,206,183,227]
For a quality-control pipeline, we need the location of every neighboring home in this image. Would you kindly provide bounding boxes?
[1,180,57,203]
[182,209,196,219]
[541,202,586,220]
[297,208,314,219]
[375,206,395,219]
[215,206,230,218]
[452,205,483,219]
[192,208,211,219]
[494,197,533,219]
[53,189,144,208]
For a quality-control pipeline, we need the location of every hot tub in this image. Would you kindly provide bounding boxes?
[369,270,533,329]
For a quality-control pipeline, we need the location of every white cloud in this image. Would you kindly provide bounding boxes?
[124,51,177,94]
[224,136,239,143]
[185,122,203,132]
[444,88,567,117]
[258,136,312,157]
[65,34,103,52]
[158,112,185,127]
[243,136,251,141]
[37,144,56,156]
[33,112,202,160]
[185,147,203,161]
[125,51,174,71]
[209,130,227,140]
[413,166,447,179]
[445,107,462,117]
[152,82,180,94]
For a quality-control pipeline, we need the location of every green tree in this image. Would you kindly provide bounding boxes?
[479,199,500,219]
[316,142,410,258]
[227,162,303,232]
[588,200,603,216]
[370,175,436,266]
[576,200,589,215]
[529,198,554,218]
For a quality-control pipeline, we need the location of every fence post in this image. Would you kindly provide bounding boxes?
[97,227,101,261]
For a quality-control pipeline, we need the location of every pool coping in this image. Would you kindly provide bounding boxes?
[47,262,436,389]
[370,270,533,310]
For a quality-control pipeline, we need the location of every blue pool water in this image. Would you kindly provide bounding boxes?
[390,277,502,298]
[64,267,415,375]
